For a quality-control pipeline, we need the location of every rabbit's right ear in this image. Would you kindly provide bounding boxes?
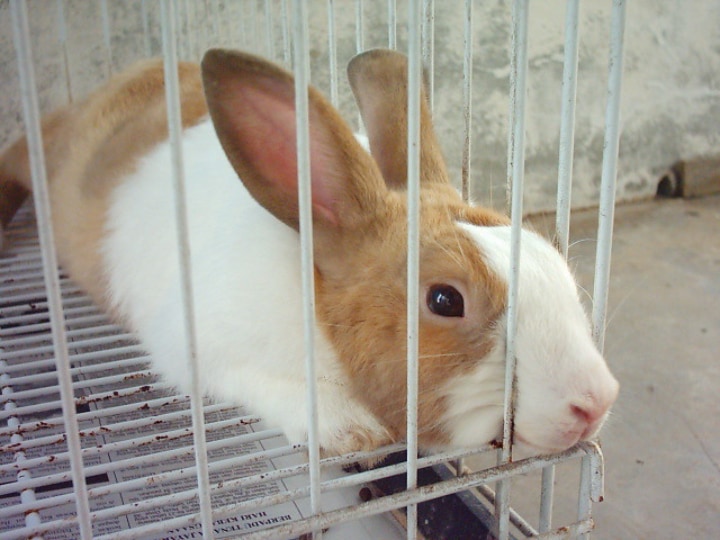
[347,49,450,190]
[201,49,386,233]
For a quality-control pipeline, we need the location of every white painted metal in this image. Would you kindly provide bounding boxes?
[405,2,423,538]
[555,0,581,259]
[280,0,291,64]
[387,0,397,49]
[264,0,275,59]
[292,4,324,540]
[542,1,581,530]
[355,0,364,53]
[100,0,112,76]
[421,0,435,110]
[327,0,339,106]
[592,0,628,354]
[8,1,92,538]
[496,0,530,538]
[56,0,73,102]
[159,3,215,538]
[461,0,473,202]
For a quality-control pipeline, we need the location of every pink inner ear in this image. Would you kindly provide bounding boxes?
[227,82,340,225]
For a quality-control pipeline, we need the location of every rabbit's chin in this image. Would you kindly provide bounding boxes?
[509,434,582,459]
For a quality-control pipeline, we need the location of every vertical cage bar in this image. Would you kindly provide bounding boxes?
[56,0,73,103]
[196,0,208,59]
[387,0,396,49]
[541,1,582,530]
[405,2,423,538]
[141,0,153,57]
[235,0,245,51]
[264,0,275,59]
[355,0,364,52]
[496,1,529,539]
[421,0,434,110]
[100,0,113,77]
[159,2,215,538]
[220,0,231,47]
[193,0,208,60]
[555,0,581,259]
[327,0,339,106]
[281,0,291,64]
[588,442,607,502]
[207,0,220,49]
[577,453,593,540]
[292,2,323,537]
[538,464,556,532]
[249,0,258,51]
[502,0,529,470]
[178,0,189,58]
[9,1,93,538]
[592,0,627,352]
[100,0,113,76]
[461,0,473,202]
[457,0,473,435]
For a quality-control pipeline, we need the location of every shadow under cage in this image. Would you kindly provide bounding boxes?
[0,1,626,539]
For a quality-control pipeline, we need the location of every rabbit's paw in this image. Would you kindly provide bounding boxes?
[320,422,394,457]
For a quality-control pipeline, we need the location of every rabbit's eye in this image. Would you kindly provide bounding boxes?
[426,284,464,318]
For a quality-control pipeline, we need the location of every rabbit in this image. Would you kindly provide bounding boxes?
[0,48,618,457]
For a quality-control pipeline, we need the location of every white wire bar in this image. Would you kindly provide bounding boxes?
[461,0,473,202]
[8,1,93,538]
[291,3,323,538]
[100,0,113,76]
[355,0,364,52]
[264,0,275,59]
[141,0,153,56]
[541,1,582,531]
[555,0,581,259]
[280,0,291,64]
[405,2,423,538]
[592,0,627,354]
[421,0,434,111]
[229,444,600,540]
[327,0,339,106]
[159,1,215,537]
[387,0,397,49]
[586,4,628,537]
[496,0,530,538]
[55,0,73,102]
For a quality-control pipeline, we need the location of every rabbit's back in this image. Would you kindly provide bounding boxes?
[103,119,335,396]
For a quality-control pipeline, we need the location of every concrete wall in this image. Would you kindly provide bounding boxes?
[1,0,718,214]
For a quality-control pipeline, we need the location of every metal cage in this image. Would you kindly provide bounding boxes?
[0,1,626,539]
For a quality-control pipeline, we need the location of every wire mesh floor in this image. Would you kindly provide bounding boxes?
[0,203,405,539]
[1,203,605,540]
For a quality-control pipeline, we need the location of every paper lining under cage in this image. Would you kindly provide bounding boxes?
[1,1,626,539]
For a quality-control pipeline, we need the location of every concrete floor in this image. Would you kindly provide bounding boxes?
[495,195,720,538]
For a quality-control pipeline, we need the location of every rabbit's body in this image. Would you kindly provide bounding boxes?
[104,119,387,451]
[0,49,619,456]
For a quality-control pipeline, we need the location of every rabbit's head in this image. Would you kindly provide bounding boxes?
[201,48,618,454]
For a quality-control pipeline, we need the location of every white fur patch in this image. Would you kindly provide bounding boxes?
[103,120,386,452]
[445,223,619,452]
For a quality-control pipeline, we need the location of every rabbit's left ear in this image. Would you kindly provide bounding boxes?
[347,48,450,190]
[201,48,387,233]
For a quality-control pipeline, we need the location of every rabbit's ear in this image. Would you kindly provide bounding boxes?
[347,48,450,190]
[201,49,386,232]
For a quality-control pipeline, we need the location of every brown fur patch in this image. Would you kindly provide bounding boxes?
[0,60,208,307]
[315,187,509,447]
